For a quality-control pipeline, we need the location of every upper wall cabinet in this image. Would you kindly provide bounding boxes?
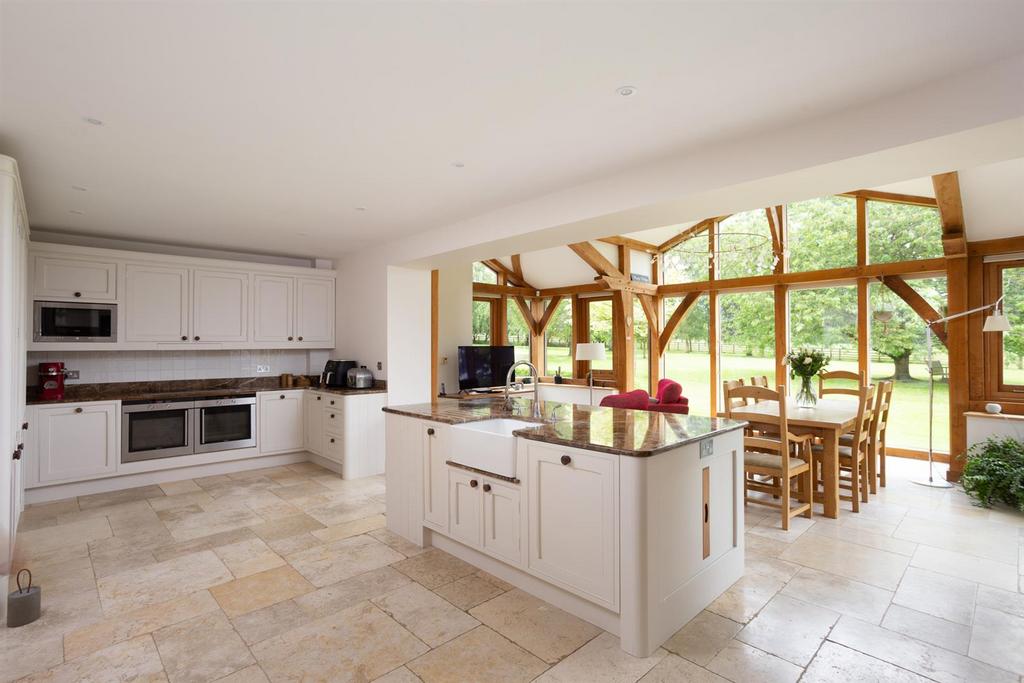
[29,243,336,351]
[33,256,117,301]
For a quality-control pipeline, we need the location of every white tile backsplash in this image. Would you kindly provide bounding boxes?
[27,349,326,385]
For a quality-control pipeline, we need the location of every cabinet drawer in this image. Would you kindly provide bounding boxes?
[34,256,117,301]
[323,431,344,463]
[324,407,343,430]
[322,395,341,409]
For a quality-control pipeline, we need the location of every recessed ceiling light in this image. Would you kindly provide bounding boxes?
[82,117,104,126]
[616,85,637,97]
[71,185,87,192]
[69,209,85,215]
[297,232,308,237]
[451,162,465,168]
[354,206,367,212]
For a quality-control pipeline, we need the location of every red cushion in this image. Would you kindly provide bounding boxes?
[600,390,650,410]
[647,403,690,415]
[657,379,684,404]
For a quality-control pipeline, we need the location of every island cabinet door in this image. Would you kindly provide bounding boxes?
[449,469,483,548]
[422,423,449,532]
[702,447,739,564]
[482,478,522,565]
[526,443,618,610]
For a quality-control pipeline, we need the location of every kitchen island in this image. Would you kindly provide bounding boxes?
[384,396,747,657]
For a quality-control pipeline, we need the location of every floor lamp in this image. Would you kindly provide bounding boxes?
[916,296,1011,488]
[576,342,606,406]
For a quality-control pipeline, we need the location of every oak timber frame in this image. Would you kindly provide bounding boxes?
[468,179,1018,477]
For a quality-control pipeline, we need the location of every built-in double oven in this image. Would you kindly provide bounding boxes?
[121,394,256,463]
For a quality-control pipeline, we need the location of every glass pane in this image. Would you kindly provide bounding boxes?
[789,285,858,390]
[506,299,532,377]
[588,299,614,371]
[716,210,775,279]
[544,298,573,378]
[472,300,491,345]
[1001,265,1024,387]
[202,405,252,444]
[788,197,857,272]
[663,226,710,284]
[868,202,942,264]
[633,299,650,392]
[719,291,776,405]
[472,262,497,283]
[664,295,710,417]
[869,277,948,451]
[129,410,188,452]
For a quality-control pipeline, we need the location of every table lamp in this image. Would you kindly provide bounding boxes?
[576,342,606,406]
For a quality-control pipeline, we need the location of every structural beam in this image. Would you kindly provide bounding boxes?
[512,296,538,336]
[599,236,659,254]
[568,242,624,278]
[932,172,967,257]
[612,290,635,391]
[658,292,702,352]
[657,217,719,253]
[601,276,657,296]
[840,189,938,208]
[879,275,948,346]
[473,282,535,297]
[483,258,536,290]
[536,296,564,336]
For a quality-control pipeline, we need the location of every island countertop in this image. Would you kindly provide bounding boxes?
[382,397,746,457]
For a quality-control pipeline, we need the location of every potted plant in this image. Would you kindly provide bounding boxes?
[784,348,829,408]
[960,437,1024,511]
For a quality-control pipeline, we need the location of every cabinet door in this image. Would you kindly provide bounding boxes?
[304,392,323,455]
[527,444,618,608]
[253,275,294,343]
[449,469,483,548]
[125,264,190,342]
[192,270,248,342]
[703,447,737,565]
[37,402,118,483]
[483,478,521,565]
[33,256,117,301]
[258,391,304,454]
[422,423,449,532]
[322,431,344,463]
[295,277,334,345]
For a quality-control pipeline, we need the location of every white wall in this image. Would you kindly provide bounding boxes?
[334,249,390,379]
[436,264,472,395]
[385,265,432,405]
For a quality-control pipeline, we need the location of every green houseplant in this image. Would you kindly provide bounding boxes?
[960,437,1024,511]
[784,348,829,408]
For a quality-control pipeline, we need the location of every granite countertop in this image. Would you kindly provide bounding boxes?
[27,376,387,405]
[383,397,746,457]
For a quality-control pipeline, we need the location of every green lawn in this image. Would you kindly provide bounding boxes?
[539,345,949,453]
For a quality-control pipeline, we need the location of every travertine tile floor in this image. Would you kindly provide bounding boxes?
[3,457,1023,682]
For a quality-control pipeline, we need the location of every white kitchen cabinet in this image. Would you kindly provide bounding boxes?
[192,269,248,342]
[449,468,483,548]
[125,264,190,342]
[33,255,117,301]
[483,478,521,564]
[422,422,449,532]
[35,402,119,484]
[303,391,324,456]
[295,277,334,345]
[258,390,304,454]
[252,275,294,343]
[526,442,618,609]
[702,447,736,565]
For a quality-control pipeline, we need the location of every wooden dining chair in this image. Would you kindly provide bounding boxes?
[818,370,862,398]
[814,382,876,512]
[726,384,813,530]
[723,379,747,410]
[749,375,769,401]
[869,381,894,491]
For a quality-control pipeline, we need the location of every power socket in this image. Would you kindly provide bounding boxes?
[256,364,272,374]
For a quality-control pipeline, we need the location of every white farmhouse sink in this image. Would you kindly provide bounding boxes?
[450,419,541,478]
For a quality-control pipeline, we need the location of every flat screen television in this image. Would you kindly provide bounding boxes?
[458,345,515,391]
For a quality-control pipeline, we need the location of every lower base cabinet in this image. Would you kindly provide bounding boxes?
[448,467,523,565]
[34,401,119,484]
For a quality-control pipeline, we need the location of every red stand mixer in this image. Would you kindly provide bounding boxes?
[38,362,68,401]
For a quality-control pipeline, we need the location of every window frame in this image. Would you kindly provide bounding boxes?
[583,295,615,381]
[986,258,1024,397]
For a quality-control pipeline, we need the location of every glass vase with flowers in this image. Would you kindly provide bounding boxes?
[785,348,829,408]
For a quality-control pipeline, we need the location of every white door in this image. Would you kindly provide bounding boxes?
[192,270,248,343]
[527,443,618,609]
[33,256,117,301]
[704,448,737,565]
[448,469,482,548]
[125,264,190,342]
[258,391,304,454]
[295,277,334,345]
[253,275,294,343]
[483,478,521,565]
[303,392,323,456]
[36,402,118,483]
[422,423,449,532]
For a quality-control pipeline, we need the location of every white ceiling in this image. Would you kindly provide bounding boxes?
[2,2,1023,258]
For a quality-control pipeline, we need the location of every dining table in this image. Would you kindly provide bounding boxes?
[729,397,859,519]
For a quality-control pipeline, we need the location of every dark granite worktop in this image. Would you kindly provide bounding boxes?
[383,397,745,457]
[27,376,387,405]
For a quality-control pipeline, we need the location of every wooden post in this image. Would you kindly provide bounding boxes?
[774,285,788,391]
[572,294,587,380]
[856,197,870,383]
[495,275,508,346]
[530,298,544,373]
[708,225,719,413]
[649,255,661,394]
[946,256,969,481]
[613,290,635,391]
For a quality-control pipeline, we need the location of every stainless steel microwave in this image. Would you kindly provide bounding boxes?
[33,301,117,342]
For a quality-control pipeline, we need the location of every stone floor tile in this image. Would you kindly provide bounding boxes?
[880,604,971,655]
[151,526,257,562]
[746,514,815,543]
[64,590,219,660]
[78,484,165,510]
[97,549,233,614]
[21,634,166,683]
[805,519,918,557]
[253,601,429,682]
[893,566,977,625]
[706,641,802,683]
[88,536,159,579]
[407,625,547,683]
[736,594,839,666]
[2,586,103,655]
[469,588,601,664]
[154,610,254,683]
[213,537,286,578]
[661,610,742,666]
[294,566,411,619]
[230,599,311,645]
[15,516,112,559]
[372,666,421,683]
[639,654,729,683]
[801,642,932,683]
[10,554,94,599]
[535,631,666,682]
[910,544,1018,591]
[779,532,909,590]
[968,605,1024,676]
[433,573,507,610]
[287,533,404,587]
[896,514,1019,564]
[372,582,479,647]
[265,532,323,557]
[743,533,789,558]
[743,553,801,583]
[391,548,478,589]
[976,584,1024,619]
[147,490,214,512]
[57,499,155,526]
[706,573,785,624]
[304,496,386,526]
[248,512,325,542]
[210,564,314,617]
[214,665,271,683]
[368,527,430,557]
[158,479,202,496]
[0,632,63,682]
[780,567,893,624]
[310,513,386,542]
[163,505,265,542]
